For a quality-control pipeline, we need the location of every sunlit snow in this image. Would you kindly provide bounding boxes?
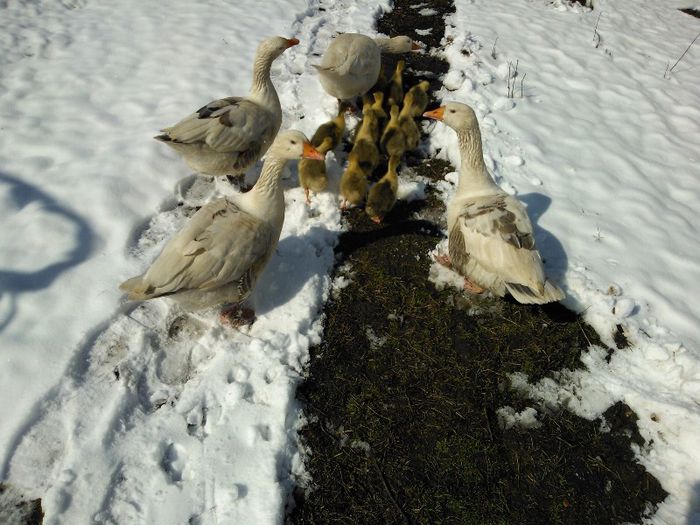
[1,0,699,523]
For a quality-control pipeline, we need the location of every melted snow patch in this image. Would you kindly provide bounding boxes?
[497,406,542,430]
[397,169,428,203]
[365,327,388,351]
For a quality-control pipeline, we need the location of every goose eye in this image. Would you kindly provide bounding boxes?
[290,140,297,145]
[449,109,456,113]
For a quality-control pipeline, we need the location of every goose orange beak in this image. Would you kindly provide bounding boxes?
[370,215,383,224]
[303,141,324,160]
[411,41,423,51]
[286,38,300,48]
[423,106,445,121]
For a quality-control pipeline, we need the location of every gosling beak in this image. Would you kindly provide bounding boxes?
[423,106,445,121]
[370,215,383,224]
[303,141,324,160]
[411,41,424,51]
[286,38,300,48]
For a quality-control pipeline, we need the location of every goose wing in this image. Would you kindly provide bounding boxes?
[160,97,276,158]
[126,198,274,298]
[451,194,546,292]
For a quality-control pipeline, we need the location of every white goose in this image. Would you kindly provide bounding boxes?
[424,102,565,304]
[121,131,324,324]
[155,36,299,178]
[314,33,420,102]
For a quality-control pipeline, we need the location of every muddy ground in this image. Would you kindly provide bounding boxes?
[288,0,667,523]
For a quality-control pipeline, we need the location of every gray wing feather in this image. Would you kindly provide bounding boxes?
[140,198,273,296]
[455,194,546,288]
[448,223,470,275]
[161,98,275,154]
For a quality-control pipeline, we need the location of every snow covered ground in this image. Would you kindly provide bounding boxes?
[0,0,699,523]
[0,0,387,522]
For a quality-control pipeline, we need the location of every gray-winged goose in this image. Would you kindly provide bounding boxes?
[121,131,324,324]
[424,102,565,304]
[155,36,299,179]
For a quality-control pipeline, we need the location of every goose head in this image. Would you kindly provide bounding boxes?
[378,35,423,53]
[423,101,479,132]
[268,130,324,161]
[257,36,300,61]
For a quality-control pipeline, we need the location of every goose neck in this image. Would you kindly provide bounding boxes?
[373,37,391,52]
[250,155,287,201]
[249,51,279,106]
[455,127,496,193]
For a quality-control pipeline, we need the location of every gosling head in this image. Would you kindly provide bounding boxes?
[414,80,430,93]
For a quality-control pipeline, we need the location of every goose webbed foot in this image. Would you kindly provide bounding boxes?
[219,305,256,327]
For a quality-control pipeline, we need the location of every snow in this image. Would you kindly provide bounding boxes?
[1,0,700,523]
[0,0,388,522]
[428,0,700,523]
[496,406,542,430]
[396,167,428,202]
[418,7,438,16]
[365,327,388,351]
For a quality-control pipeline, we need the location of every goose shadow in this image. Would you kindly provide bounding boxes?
[334,196,445,263]
[517,192,573,321]
[688,481,700,525]
[335,217,444,264]
[252,225,339,317]
[0,171,96,331]
[519,192,568,279]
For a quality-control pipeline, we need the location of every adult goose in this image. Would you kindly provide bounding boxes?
[121,131,323,324]
[314,33,420,103]
[424,102,565,304]
[155,36,299,179]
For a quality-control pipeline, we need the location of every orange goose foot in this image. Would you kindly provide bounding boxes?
[219,305,256,327]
